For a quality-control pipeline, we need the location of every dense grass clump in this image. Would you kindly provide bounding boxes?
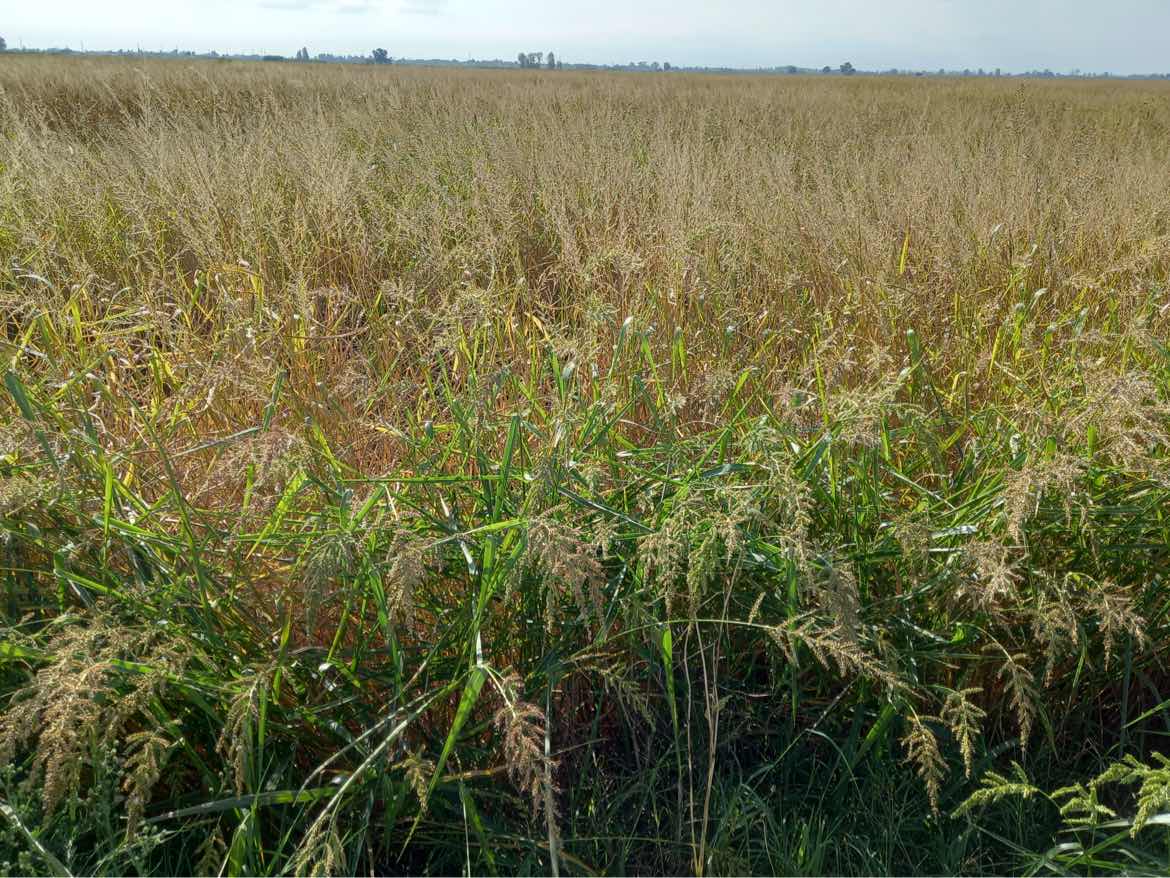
[1,55,1169,875]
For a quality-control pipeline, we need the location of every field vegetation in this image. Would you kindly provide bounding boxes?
[1,55,1169,875]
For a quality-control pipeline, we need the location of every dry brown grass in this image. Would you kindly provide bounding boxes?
[2,55,1168,478]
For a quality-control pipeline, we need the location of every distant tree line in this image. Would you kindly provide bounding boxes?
[517,52,563,70]
[5,39,1169,80]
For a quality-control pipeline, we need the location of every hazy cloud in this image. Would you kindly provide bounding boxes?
[400,0,447,14]
[258,0,379,12]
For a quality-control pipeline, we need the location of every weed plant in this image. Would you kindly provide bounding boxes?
[0,56,1168,875]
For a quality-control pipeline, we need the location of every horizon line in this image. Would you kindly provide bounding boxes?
[4,44,1170,79]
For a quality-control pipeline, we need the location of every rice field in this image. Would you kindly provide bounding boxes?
[1,54,1169,875]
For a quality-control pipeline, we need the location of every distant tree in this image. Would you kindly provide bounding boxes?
[839,61,855,75]
[546,51,556,69]
[784,65,797,74]
[0,37,7,52]
[663,61,672,71]
[371,48,390,64]
[295,47,309,62]
[651,61,660,71]
[821,65,832,74]
[517,52,527,68]
[533,51,543,66]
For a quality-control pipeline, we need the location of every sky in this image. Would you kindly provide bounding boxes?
[2,0,1168,75]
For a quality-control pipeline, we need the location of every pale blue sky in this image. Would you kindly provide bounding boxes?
[2,0,1168,74]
